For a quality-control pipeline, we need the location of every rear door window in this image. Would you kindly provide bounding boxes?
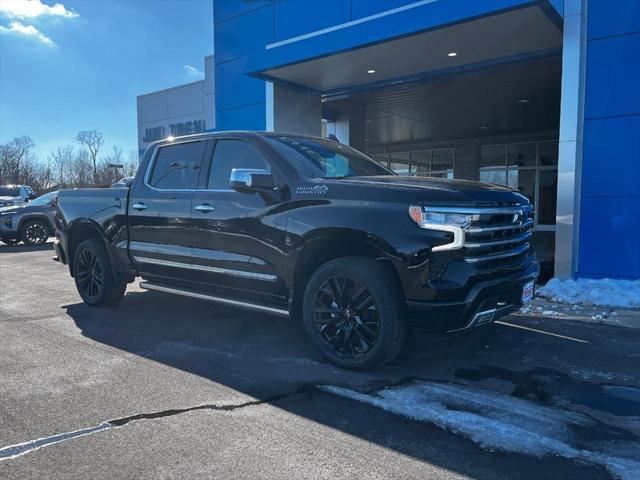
[148,141,206,190]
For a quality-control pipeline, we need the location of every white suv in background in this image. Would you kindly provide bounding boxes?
[0,185,36,208]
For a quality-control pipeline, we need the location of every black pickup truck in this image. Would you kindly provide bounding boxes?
[54,131,538,370]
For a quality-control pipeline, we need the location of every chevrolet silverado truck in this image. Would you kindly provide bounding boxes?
[54,131,538,370]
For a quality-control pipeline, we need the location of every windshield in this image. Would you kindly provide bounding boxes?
[264,136,393,179]
[30,191,56,206]
[0,187,20,197]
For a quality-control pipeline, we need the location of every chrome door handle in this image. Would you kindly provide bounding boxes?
[194,204,215,212]
[132,203,147,211]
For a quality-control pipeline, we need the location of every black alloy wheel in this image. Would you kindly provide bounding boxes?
[75,248,104,302]
[22,220,49,246]
[73,239,128,307]
[312,276,380,358]
[303,257,406,370]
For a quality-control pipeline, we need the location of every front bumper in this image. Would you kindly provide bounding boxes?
[405,260,539,332]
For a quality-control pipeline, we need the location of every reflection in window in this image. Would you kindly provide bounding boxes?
[376,149,454,178]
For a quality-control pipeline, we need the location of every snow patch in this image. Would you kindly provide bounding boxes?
[321,381,640,479]
[538,278,640,308]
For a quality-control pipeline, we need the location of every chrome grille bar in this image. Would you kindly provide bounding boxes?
[464,243,531,263]
[466,219,533,234]
[465,230,532,249]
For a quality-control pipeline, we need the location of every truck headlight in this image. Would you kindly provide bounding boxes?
[408,205,471,252]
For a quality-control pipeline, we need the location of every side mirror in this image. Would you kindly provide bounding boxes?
[29,193,37,200]
[229,168,274,192]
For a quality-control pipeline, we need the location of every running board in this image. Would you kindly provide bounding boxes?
[139,282,290,317]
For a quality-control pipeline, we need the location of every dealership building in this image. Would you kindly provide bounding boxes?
[138,0,639,280]
[137,55,215,155]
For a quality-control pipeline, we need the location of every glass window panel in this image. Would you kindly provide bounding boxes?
[410,151,430,176]
[479,168,507,186]
[513,168,536,204]
[537,169,558,225]
[389,152,410,175]
[149,141,205,189]
[432,149,454,171]
[508,143,536,167]
[480,144,506,168]
[538,141,559,166]
[208,140,270,189]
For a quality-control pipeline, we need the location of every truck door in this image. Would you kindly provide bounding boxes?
[128,139,207,283]
[189,137,289,306]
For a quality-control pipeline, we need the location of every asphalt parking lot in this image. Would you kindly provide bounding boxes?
[1,243,639,479]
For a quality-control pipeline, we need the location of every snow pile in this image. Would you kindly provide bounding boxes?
[538,277,640,308]
[321,381,640,480]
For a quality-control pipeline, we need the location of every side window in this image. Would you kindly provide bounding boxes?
[208,140,271,190]
[148,141,206,189]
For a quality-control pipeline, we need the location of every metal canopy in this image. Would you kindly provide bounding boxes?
[261,6,562,94]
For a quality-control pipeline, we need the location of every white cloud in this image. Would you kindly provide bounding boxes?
[0,20,54,45]
[0,0,78,19]
[183,64,203,77]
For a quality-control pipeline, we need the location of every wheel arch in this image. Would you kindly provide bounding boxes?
[66,220,112,278]
[18,213,54,236]
[290,229,403,317]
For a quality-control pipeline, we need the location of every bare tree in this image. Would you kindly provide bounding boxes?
[0,136,36,184]
[69,149,93,187]
[75,130,103,184]
[48,145,74,187]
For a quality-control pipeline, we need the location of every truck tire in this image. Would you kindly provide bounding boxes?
[303,257,406,370]
[21,219,50,246]
[73,238,127,307]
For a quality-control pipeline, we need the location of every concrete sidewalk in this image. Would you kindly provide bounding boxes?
[513,296,640,330]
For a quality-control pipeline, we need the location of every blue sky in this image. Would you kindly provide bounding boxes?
[0,0,213,159]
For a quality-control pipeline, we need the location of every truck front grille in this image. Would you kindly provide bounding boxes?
[462,206,534,269]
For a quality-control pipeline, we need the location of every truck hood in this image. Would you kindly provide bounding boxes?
[328,175,529,206]
[0,196,18,201]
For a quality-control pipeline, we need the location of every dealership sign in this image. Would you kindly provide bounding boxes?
[143,119,206,143]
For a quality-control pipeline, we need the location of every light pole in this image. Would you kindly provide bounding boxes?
[108,163,124,184]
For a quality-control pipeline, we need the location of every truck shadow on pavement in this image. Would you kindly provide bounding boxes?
[62,289,634,479]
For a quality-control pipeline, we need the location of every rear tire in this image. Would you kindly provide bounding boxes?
[73,238,127,307]
[302,257,406,370]
[21,219,50,246]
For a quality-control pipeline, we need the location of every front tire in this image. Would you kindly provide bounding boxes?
[303,257,406,370]
[21,219,50,246]
[73,239,127,307]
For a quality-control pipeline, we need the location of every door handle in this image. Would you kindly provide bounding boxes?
[132,202,147,211]
[194,204,215,213]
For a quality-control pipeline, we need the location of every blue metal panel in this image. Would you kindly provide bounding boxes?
[582,116,640,198]
[274,0,350,41]
[216,102,266,131]
[547,0,562,16]
[247,0,537,73]
[584,32,640,119]
[578,197,640,279]
[214,5,274,64]
[587,0,640,40]
[213,0,273,24]
[351,0,418,19]
[215,58,266,111]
